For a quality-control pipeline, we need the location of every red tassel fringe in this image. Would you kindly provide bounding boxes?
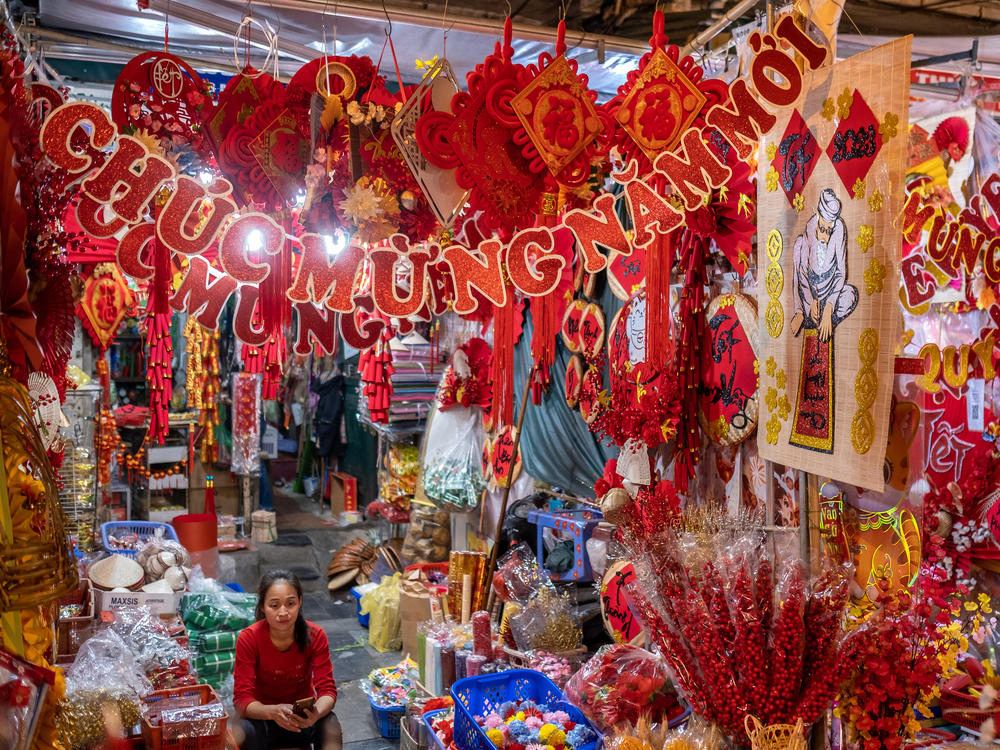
[645,230,675,372]
[360,323,395,423]
[490,287,517,427]
[530,190,562,404]
[673,231,707,492]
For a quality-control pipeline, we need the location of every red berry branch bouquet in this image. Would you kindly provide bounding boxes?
[620,529,858,742]
[564,644,682,731]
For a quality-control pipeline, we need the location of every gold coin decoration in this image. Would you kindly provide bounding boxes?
[852,328,879,454]
[764,229,784,338]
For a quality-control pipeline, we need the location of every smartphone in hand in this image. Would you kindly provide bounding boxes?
[293,697,316,717]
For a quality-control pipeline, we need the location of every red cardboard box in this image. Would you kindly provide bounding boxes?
[328,471,358,514]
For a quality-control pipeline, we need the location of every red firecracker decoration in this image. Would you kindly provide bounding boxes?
[145,213,173,444]
[360,315,394,423]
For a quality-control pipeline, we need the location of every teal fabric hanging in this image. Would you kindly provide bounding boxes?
[512,276,624,498]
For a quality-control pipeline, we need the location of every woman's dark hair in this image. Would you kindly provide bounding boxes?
[256,569,311,652]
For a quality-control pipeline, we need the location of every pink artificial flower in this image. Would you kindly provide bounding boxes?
[484,715,505,730]
[525,717,543,730]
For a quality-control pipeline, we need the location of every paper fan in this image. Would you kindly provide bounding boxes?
[27,372,61,450]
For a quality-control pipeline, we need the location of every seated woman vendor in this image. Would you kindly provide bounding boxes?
[234,570,342,750]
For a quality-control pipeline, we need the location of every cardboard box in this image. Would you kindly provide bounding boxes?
[398,570,445,660]
[328,472,358,514]
[251,510,277,543]
[95,588,180,615]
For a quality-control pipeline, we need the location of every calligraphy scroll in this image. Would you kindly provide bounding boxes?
[756,38,911,492]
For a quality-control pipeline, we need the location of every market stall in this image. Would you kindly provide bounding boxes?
[2,0,1000,749]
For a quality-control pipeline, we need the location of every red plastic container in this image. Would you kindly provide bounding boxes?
[141,685,227,750]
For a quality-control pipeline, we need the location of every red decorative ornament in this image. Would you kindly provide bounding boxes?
[416,18,544,233]
[510,20,610,190]
[698,293,759,446]
[77,263,131,353]
[593,291,680,448]
[439,337,493,411]
[564,355,583,409]
[490,425,522,488]
[110,51,212,155]
[578,302,606,361]
[561,298,586,353]
[579,366,604,424]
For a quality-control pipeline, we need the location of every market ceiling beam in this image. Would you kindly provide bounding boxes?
[146,0,651,57]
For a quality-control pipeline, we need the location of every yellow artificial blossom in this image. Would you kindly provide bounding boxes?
[853,178,866,200]
[766,387,778,411]
[868,189,883,213]
[765,414,781,444]
[822,98,836,120]
[776,368,786,391]
[765,167,779,192]
[766,356,777,377]
[858,224,874,253]
[777,394,791,420]
[766,142,778,161]
[880,112,899,140]
[793,193,805,212]
[838,88,853,119]
[864,257,887,294]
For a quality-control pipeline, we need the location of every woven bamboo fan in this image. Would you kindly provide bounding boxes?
[0,370,79,612]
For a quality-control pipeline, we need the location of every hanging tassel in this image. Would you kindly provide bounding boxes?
[529,187,565,404]
[489,286,517,427]
[360,316,395,423]
[256,215,294,401]
[672,230,708,492]
[645,227,675,371]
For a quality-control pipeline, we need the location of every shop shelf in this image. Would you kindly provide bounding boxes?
[527,509,603,582]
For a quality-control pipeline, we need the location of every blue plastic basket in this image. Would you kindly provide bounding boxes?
[350,586,370,627]
[668,706,692,729]
[527,509,603,582]
[424,708,451,750]
[100,521,179,558]
[451,670,600,750]
[369,696,405,739]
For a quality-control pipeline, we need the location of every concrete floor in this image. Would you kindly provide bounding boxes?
[218,488,404,750]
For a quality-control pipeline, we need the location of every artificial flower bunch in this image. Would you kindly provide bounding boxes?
[479,700,596,750]
[838,580,986,750]
[620,527,857,741]
[564,644,681,731]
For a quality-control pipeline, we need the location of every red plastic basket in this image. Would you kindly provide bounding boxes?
[141,685,227,750]
[939,686,1000,731]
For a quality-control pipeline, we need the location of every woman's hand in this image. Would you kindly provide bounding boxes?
[298,707,322,728]
[269,704,308,732]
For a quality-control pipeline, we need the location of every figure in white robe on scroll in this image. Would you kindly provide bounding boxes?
[790,188,858,342]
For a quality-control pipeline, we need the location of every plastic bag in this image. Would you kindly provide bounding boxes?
[492,543,547,604]
[421,406,487,510]
[108,607,195,688]
[181,573,256,632]
[508,586,582,653]
[401,503,451,564]
[135,528,192,590]
[59,629,152,749]
[360,658,420,707]
[564,644,681,731]
[361,573,402,652]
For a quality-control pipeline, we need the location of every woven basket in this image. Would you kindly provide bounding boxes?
[0,374,79,612]
[744,715,807,750]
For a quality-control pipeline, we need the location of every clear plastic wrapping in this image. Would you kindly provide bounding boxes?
[401,503,451,564]
[564,644,681,731]
[58,629,152,749]
[421,406,487,510]
[508,586,582,653]
[108,607,194,689]
[492,543,547,604]
[159,702,227,741]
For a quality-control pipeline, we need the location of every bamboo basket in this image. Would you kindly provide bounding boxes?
[744,716,807,750]
[0,373,79,612]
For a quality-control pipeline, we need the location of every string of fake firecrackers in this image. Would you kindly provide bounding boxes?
[258,214,294,400]
[184,319,220,463]
[359,313,394,423]
[672,226,707,493]
[94,357,118,488]
[145,194,173,445]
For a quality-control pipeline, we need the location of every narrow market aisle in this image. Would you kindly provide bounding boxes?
[244,486,405,749]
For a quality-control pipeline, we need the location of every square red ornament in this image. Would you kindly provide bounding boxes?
[614,48,706,161]
[247,108,309,206]
[511,55,603,177]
